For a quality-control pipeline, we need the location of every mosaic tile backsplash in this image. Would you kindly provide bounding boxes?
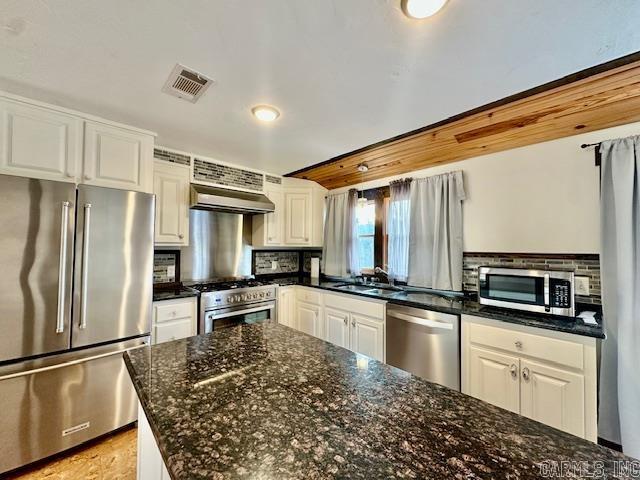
[193,158,264,191]
[154,148,191,166]
[154,252,178,284]
[253,250,323,275]
[462,253,601,305]
[254,251,300,275]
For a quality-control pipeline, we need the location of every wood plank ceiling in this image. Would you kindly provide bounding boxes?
[286,52,640,189]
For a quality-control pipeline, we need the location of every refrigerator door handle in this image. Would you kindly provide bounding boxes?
[56,201,71,334]
[0,342,147,381]
[80,203,92,330]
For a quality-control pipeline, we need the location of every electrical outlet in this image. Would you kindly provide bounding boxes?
[271,261,279,270]
[575,276,590,296]
[167,265,176,279]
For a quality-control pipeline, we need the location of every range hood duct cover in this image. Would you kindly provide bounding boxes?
[190,184,275,214]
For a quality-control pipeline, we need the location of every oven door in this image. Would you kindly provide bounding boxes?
[204,301,276,333]
[479,267,549,313]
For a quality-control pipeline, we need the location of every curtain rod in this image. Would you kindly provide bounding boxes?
[581,142,601,149]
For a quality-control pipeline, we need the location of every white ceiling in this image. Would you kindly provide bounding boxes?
[2,0,640,175]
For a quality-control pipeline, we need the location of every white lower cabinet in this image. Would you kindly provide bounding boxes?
[279,286,386,362]
[277,286,296,328]
[350,313,385,361]
[137,402,170,480]
[462,314,597,441]
[152,297,197,345]
[296,301,323,339]
[324,308,350,349]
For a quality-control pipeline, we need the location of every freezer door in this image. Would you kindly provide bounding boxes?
[0,174,75,363]
[0,338,146,474]
[72,185,154,347]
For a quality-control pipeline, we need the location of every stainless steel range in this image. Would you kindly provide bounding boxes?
[191,280,277,333]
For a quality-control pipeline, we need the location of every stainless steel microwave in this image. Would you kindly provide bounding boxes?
[478,267,575,317]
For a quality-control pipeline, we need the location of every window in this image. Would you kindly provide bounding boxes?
[355,199,375,270]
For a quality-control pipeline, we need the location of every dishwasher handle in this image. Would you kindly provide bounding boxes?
[389,311,454,330]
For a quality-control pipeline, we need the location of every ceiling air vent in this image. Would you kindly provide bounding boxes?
[162,64,214,103]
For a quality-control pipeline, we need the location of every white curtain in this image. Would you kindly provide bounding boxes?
[599,136,640,458]
[387,179,412,282]
[322,190,358,277]
[407,171,465,291]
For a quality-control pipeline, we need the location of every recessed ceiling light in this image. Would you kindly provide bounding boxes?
[251,105,280,122]
[401,0,448,19]
[357,164,369,172]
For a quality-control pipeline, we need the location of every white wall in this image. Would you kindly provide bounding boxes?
[331,122,640,254]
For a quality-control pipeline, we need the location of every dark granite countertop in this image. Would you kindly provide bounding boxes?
[269,276,604,339]
[125,321,629,479]
[153,286,199,302]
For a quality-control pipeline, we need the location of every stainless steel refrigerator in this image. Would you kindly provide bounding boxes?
[0,174,154,474]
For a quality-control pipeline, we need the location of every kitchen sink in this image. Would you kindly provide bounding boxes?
[335,284,378,292]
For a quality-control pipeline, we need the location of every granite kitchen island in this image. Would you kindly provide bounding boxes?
[124,321,632,479]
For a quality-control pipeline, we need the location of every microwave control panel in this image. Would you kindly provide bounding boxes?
[550,279,572,308]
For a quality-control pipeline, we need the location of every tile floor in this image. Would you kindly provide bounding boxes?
[5,427,136,480]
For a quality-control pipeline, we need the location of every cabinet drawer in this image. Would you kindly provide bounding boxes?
[324,293,385,320]
[153,318,193,344]
[467,321,584,370]
[154,299,195,323]
[296,287,322,305]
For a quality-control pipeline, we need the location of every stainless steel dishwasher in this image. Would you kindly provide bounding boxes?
[386,304,460,390]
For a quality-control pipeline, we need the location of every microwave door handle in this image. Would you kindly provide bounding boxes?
[544,273,550,307]
[209,304,274,320]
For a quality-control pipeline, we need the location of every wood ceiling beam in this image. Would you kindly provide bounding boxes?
[286,51,640,190]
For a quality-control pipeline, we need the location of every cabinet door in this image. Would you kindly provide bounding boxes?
[0,99,82,181]
[296,301,322,339]
[277,288,295,328]
[265,188,284,245]
[154,161,190,245]
[350,313,384,362]
[284,191,311,245]
[325,308,350,349]
[468,346,520,413]
[520,359,585,438]
[83,121,153,192]
[153,318,194,344]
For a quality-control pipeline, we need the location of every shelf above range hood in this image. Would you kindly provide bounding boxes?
[189,184,275,214]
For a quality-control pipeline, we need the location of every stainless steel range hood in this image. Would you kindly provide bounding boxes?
[190,184,275,214]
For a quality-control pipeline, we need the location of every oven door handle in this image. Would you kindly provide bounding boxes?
[208,303,275,320]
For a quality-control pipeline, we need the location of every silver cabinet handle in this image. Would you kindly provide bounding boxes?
[56,201,71,334]
[522,367,530,381]
[351,319,356,327]
[178,233,184,239]
[80,203,92,329]
[515,340,523,349]
[343,317,348,325]
[510,364,518,378]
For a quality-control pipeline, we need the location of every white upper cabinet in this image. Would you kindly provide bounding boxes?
[253,178,326,248]
[0,98,82,182]
[0,92,155,191]
[153,160,190,246]
[83,121,153,192]
[284,190,312,244]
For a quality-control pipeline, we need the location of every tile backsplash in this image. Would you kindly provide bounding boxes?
[154,252,178,284]
[462,252,601,304]
[193,158,264,191]
[253,250,323,276]
[254,251,300,275]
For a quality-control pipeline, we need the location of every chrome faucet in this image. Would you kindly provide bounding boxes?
[374,267,394,286]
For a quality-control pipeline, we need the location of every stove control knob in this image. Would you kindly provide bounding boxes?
[235,295,242,302]
[265,291,272,298]
[227,297,235,304]
[259,292,265,298]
